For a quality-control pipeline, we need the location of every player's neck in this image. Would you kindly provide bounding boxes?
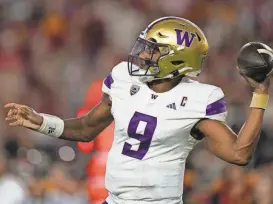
[147,76,182,93]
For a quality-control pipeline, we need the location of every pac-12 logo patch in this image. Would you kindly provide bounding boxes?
[130,85,140,95]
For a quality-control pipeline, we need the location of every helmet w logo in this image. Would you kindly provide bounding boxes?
[174,29,196,47]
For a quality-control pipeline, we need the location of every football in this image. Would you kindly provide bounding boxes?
[237,42,273,82]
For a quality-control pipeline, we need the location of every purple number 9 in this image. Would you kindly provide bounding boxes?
[121,112,157,160]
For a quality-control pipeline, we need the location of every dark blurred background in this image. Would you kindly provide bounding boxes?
[0,0,273,203]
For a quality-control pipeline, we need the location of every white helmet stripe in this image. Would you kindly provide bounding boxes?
[257,48,273,76]
[257,48,273,58]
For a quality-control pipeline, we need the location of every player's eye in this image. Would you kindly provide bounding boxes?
[143,45,159,55]
[143,45,151,53]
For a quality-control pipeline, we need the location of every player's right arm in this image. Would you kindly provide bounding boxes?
[4,93,113,142]
[195,76,270,166]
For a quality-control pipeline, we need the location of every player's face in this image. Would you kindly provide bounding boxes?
[138,48,161,70]
[128,37,166,80]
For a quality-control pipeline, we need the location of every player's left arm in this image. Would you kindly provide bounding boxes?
[194,78,270,166]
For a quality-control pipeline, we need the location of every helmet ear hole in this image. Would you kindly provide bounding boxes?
[171,61,184,66]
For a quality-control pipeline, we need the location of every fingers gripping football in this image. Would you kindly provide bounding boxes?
[4,103,43,130]
[237,66,271,94]
[237,42,272,93]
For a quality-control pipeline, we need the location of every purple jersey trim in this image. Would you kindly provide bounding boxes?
[102,201,108,204]
[104,73,113,89]
[206,97,227,116]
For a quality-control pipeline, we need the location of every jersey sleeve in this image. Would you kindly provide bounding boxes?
[102,72,114,96]
[205,88,227,122]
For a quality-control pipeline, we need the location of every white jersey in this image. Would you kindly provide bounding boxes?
[102,62,227,204]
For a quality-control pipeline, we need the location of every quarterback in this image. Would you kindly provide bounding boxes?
[4,17,271,204]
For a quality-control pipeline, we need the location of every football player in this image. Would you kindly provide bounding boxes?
[4,17,271,204]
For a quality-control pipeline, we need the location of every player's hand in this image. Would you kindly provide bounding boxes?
[4,103,43,130]
[237,66,271,94]
[245,76,270,94]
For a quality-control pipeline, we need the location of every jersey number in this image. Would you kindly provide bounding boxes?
[121,112,157,160]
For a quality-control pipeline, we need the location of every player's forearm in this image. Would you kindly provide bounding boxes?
[232,89,269,163]
[60,115,113,142]
[38,96,113,142]
[232,108,264,163]
[59,117,93,142]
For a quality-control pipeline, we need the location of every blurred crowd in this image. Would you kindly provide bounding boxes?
[0,0,273,203]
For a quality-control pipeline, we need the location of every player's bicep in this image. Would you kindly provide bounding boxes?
[83,93,113,128]
[78,71,115,139]
[196,119,238,163]
[60,93,113,142]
